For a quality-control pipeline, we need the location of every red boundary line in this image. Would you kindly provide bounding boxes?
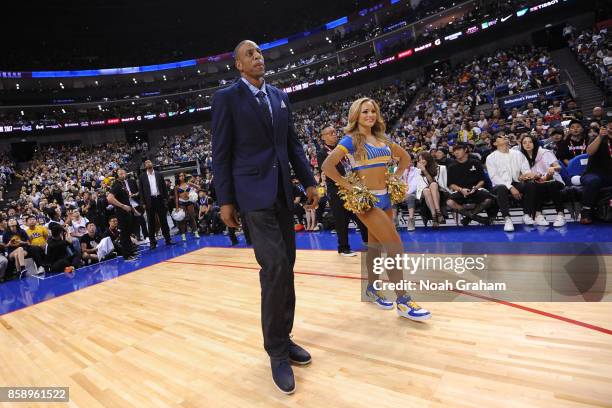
[164,260,612,336]
[198,245,612,257]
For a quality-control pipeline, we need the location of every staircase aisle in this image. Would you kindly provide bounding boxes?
[551,48,605,114]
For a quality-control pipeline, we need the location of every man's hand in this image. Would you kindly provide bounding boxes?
[510,186,522,200]
[220,204,240,228]
[304,186,320,210]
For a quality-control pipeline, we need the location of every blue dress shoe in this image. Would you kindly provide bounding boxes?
[289,340,312,365]
[271,359,295,394]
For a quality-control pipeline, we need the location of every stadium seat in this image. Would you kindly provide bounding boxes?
[567,154,589,184]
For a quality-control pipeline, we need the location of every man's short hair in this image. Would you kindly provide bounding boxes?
[454,142,469,150]
[86,221,96,228]
[568,119,582,127]
[550,129,563,137]
[109,216,118,222]
[320,125,334,135]
[234,40,252,60]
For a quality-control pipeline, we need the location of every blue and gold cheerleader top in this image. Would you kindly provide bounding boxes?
[337,135,391,171]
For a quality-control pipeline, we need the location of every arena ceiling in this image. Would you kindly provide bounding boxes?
[3,0,382,70]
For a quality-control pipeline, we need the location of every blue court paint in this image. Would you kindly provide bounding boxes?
[1,224,611,316]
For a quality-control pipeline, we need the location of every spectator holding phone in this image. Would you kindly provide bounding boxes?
[580,122,612,224]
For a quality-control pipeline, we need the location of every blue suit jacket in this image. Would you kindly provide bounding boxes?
[211,79,316,213]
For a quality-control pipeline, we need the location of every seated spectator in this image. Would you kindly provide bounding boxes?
[0,218,7,281]
[69,209,89,238]
[542,128,564,154]
[518,134,566,227]
[398,158,420,231]
[197,190,213,234]
[432,147,453,166]
[522,102,543,118]
[24,215,49,249]
[291,178,307,230]
[544,105,562,123]
[580,122,612,224]
[104,217,122,253]
[415,151,450,228]
[80,222,116,265]
[65,209,88,256]
[557,119,588,165]
[485,133,536,232]
[3,218,45,276]
[174,172,200,241]
[477,111,488,130]
[79,191,99,228]
[446,142,493,226]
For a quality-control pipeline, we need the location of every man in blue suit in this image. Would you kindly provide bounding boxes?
[211,40,319,395]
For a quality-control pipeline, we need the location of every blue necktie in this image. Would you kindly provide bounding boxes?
[256,90,272,126]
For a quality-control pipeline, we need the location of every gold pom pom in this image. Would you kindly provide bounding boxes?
[386,169,407,205]
[336,173,378,214]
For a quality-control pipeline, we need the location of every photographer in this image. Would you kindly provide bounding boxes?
[45,223,81,273]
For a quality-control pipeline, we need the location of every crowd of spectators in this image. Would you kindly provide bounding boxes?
[0,159,16,203]
[391,45,561,153]
[568,25,612,104]
[385,42,610,231]
[0,0,559,128]
[2,38,611,284]
[154,127,211,166]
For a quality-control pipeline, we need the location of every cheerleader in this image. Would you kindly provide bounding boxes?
[322,97,431,321]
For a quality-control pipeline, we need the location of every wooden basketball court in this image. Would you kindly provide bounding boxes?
[1,247,611,407]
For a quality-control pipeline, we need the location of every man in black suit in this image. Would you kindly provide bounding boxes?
[124,174,149,242]
[106,168,139,261]
[138,160,174,249]
[212,40,318,395]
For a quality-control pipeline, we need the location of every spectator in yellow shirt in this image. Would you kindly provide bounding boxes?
[25,215,49,248]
